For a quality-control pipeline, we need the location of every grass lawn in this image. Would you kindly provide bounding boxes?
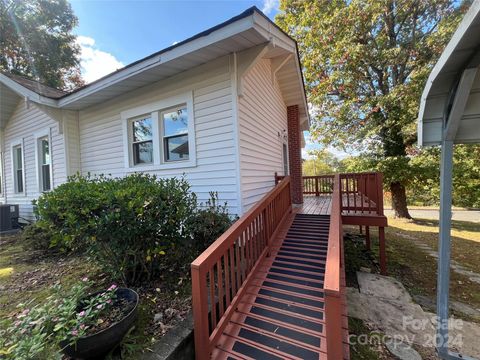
[0,233,192,358]
[346,216,480,322]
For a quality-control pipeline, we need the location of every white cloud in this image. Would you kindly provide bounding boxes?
[76,35,124,84]
[261,0,279,15]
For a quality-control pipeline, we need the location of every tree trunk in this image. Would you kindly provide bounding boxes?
[390,181,411,218]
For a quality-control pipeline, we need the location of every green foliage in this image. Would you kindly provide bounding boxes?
[188,192,236,260]
[341,144,480,208]
[27,174,236,285]
[302,149,343,175]
[89,174,197,285]
[32,173,111,252]
[21,222,56,253]
[0,0,83,90]
[276,0,468,215]
[0,280,92,359]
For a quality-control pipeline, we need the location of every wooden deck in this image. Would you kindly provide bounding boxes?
[299,195,381,216]
[192,173,387,360]
[212,212,349,359]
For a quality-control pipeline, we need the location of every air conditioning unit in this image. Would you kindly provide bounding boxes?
[0,204,20,232]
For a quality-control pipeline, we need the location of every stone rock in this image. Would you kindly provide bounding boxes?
[359,267,371,273]
[154,313,163,323]
[385,339,422,360]
[357,272,412,303]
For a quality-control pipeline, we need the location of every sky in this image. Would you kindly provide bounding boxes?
[70,0,280,83]
[69,0,346,159]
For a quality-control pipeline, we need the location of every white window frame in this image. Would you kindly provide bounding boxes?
[128,114,157,167]
[121,91,196,171]
[34,130,53,192]
[11,139,25,196]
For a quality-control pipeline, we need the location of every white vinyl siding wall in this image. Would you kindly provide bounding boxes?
[3,102,66,220]
[238,58,288,211]
[78,55,241,214]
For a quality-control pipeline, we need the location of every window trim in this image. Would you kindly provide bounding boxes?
[10,139,25,196]
[0,151,4,196]
[34,130,53,193]
[121,91,196,171]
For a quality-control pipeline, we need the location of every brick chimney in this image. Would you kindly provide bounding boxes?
[287,105,303,205]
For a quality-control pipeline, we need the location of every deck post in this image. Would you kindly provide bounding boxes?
[379,227,386,275]
[191,265,210,360]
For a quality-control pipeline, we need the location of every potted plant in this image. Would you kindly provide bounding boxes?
[59,284,139,359]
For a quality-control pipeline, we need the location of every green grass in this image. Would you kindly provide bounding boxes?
[0,234,101,319]
[345,217,480,320]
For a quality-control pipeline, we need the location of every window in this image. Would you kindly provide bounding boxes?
[162,106,189,162]
[122,91,196,170]
[131,116,153,165]
[13,145,23,193]
[38,137,51,191]
[282,143,289,175]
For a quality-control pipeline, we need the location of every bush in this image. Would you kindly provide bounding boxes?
[27,174,235,286]
[187,192,236,261]
[32,173,110,252]
[89,174,197,285]
[21,223,56,253]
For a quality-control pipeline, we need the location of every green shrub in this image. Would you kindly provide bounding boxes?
[89,174,197,285]
[188,192,235,259]
[33,173,109,252]
[21,223,56,253]
[28,174,234,286]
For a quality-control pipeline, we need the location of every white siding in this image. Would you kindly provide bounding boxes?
[3,102,66,220]
[78,55,241,214]
[238,58,288,211]
[63,111,81,175]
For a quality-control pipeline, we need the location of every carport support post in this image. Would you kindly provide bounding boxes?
[436,139,454,358]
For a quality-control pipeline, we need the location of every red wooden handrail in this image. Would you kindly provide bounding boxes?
[191,177,292,360]
[324,174,344,360]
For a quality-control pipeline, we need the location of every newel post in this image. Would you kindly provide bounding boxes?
[191,265,210,360]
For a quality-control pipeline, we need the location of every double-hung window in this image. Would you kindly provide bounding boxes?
[131,116,153,165]
[13,144,24,194]
[162,106,189,162]
[38,136,51,191]
[123,92,195,170]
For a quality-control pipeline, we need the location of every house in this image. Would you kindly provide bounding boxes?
[0,7,309,222]
[418,1,480,359]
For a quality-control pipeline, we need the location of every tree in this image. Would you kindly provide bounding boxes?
[0,0,83,90]
[303,149,343,175]
[276,0,469,218]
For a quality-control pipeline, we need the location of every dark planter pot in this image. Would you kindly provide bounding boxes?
[60,288,139,359]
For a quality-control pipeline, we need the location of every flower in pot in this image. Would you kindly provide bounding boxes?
[59,283,139,359]
[0,279,138,360]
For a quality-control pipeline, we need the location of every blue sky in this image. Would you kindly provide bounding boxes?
[70,0,279,82]
[68,0,344,159]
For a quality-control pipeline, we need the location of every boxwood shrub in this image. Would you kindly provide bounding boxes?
[23,173,235,286]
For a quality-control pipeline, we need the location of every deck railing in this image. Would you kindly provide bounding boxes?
[324,174,344,360]
[191,177,292,360]
[340,172,384,216]
[275,172,384,217]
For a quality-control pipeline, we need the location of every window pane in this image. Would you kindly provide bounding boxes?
[15,147,22,169]
[42,164,51,191]
[133,141,153,165]
[163,107,188,137]
[41,139,50,165]
[164,135,189,162]
[17,170,23,193]
[132,117,153,142]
